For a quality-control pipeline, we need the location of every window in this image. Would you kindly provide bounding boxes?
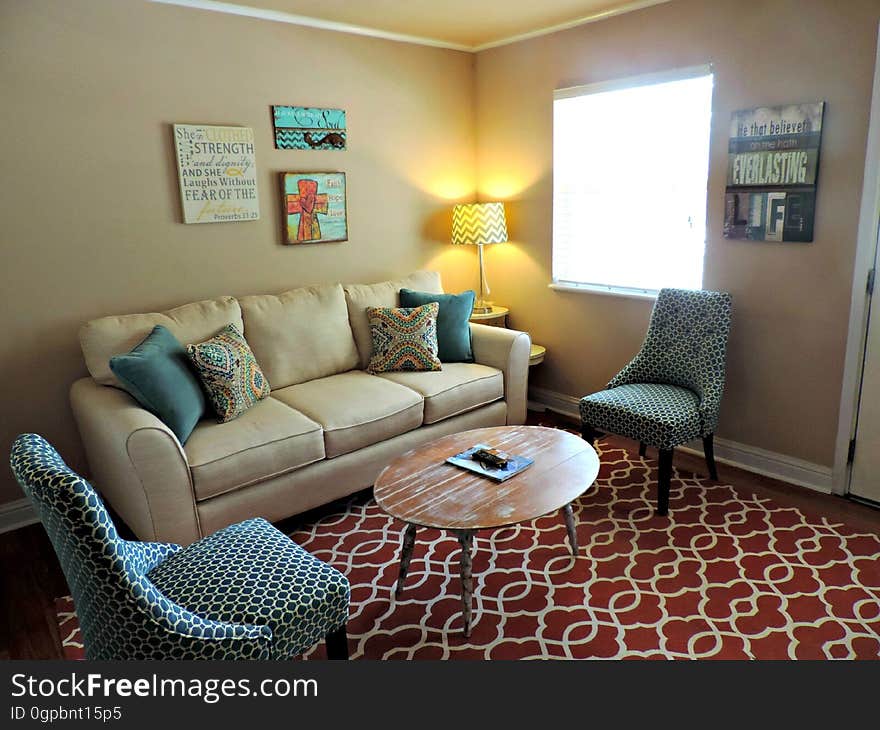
[552,67,714,296]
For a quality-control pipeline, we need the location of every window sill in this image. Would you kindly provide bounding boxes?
[548,282,658,301]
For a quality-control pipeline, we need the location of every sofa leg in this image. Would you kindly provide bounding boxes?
[638,442,647,457]
[657,448,673,516]
[325,625,349,660]
[581,424,597,446]
[702,434,718,481]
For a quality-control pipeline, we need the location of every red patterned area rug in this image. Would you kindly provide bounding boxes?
[57,440,880,660]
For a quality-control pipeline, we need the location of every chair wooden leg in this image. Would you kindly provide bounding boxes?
[638,442,647,457]
[702,434,718,481]
[325,625,349,660]
[581,424,597,446]
[657,448,673,516]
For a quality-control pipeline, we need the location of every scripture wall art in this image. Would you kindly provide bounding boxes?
[172,124,260,224]
[281,172,348,244]
[723,101,824,242]
[273,106,347,150]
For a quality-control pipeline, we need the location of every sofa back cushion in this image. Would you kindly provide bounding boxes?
[80,296,243,387]
[344,271,443,369]
[239,283,359,389]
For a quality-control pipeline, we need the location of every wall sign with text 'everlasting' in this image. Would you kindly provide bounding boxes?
[723,101,824,243]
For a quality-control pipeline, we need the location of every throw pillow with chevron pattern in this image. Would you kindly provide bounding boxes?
[366,302,442,374]
[187,324,270,422]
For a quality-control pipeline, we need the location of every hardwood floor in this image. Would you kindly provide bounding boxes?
[0,522,69,660]
[2,409,878,659]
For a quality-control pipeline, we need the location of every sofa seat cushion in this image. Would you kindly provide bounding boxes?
[184,398,324,500]
[272,371,424,458]
[378,363,503,424]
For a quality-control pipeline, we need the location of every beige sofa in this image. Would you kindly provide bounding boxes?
[70,271,531,545]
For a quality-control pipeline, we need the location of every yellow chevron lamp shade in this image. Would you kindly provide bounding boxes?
[451,202,508,313]
[451,202,508,246]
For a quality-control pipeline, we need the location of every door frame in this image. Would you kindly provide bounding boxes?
[833,22,880,495]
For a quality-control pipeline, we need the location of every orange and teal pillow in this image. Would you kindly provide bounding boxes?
[366,302,442,373]
[109,325,205,444]
[187,324,270,422]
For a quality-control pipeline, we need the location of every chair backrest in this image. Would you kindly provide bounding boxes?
[10,434,144,657]
[611,288,732,429]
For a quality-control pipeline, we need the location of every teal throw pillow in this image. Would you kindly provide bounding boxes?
[109,325,206,444]
[399,288,475,363]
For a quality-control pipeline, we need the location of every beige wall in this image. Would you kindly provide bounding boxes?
[0,0,476,503]
[2,0,878,509]
[474,0,880,467]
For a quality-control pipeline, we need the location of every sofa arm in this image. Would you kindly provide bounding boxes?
[470,323,531,425]
[70,378,202,545]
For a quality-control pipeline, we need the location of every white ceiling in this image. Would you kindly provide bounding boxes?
[155,0,671,51]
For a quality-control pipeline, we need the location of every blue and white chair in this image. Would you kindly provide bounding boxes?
[10,433,350,660]
[580,288,732,515]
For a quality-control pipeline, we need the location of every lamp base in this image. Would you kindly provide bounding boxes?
[472,300,493,314]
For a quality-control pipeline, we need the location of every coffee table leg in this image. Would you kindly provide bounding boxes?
[395,523,418,597]
[457,530,474,638]
[562,503,578,556]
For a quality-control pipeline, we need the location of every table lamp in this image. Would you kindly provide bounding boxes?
[451,202,508,313]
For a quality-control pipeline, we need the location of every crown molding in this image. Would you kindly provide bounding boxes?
[151,0,671,53]
[471,0,671,52]
[150,0,473,51]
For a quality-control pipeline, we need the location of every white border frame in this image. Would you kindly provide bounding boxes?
[832,22,880,496]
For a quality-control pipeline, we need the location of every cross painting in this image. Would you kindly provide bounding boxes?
[273,106,346,150]
[281,172,348,244]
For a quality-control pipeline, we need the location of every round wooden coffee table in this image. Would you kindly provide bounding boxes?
[374,425,600,637]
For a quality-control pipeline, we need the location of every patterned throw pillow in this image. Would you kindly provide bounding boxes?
[366,302,442,373]
[187,324,270,422]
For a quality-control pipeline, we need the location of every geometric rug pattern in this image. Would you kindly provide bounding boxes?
[57,439,880,659]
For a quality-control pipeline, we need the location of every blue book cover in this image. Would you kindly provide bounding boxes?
[446,444,534,482]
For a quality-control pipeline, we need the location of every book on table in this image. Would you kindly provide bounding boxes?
[446,444,534,482]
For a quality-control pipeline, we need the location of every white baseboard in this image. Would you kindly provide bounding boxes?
[530,386,582,420]
[529,386,833,494]
[0,497,38,534]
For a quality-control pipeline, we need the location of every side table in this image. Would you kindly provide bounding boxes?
[529,344,546,366]
[468,305,508,328]
[469,306,545,368]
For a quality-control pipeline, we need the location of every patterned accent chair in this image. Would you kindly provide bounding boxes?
[580,288,732,515]
[10,433,350,660]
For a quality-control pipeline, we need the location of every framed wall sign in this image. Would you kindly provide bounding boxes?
[723,101,824,242]
[272,106,346,150]
[172,124,260,224]
[281,172,348,244]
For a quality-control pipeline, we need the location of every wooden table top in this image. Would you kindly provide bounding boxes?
[374,425,599,530]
